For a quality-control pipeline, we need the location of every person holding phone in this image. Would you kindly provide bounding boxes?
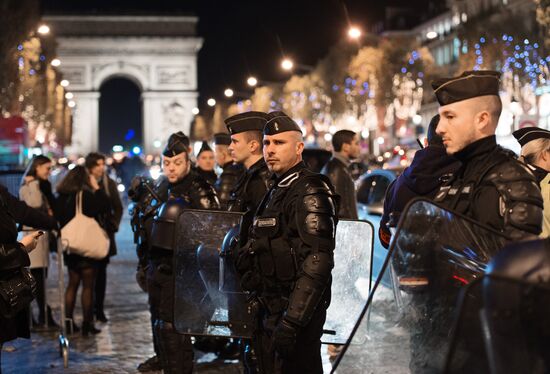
[1,183,54,372]
[19,155,58,329]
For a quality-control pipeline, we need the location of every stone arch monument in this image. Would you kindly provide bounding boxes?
[44,15,202,154]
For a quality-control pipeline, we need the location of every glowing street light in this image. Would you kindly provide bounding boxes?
[60,79,69,87]
[51,58,61,67]
[207,98,216,107]
[65,92,74,100]
[281,58,294,71]
[426,31,438,40]
[348,26,362,39]
[67,100,76,108]
[224,88,234,97]
[247,76,258,87]
[191,107,199,115]
[37,24,50,35]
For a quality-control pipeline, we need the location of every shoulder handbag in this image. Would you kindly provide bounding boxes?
[61,191,110,259]
[0,267,37,319]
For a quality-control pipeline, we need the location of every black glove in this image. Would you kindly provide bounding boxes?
[136,265,148,292]
[272,318,299,359]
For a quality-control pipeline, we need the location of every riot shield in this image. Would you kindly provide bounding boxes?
[332,199,509,374]
[323,219,374,344]
[173,209,251,337]
[445,276,550,374]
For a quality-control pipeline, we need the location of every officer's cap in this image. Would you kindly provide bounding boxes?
[513,127,550,147]
[197,141,213,156]
[213,133,231,146]
[431,70,501,106]
[163,132,190,157]
[263,111,302,135]
[225,111,269,134]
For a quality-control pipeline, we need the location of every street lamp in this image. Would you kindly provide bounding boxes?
[426,31,438,40]
[60,79,69,87]
[51,58,61,67]
[224,88,234,98]
[65,92,73,100]
[348,26,362,39]
[192,107,199,115]
[247,76,258,87]
[67,100,76,108]
[281,58,294,71]
[37,24,50,35]
[207,98,216,107]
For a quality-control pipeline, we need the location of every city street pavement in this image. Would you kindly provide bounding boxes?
[2,212,243,374]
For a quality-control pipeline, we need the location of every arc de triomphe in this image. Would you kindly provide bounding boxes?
[44,15,202,155]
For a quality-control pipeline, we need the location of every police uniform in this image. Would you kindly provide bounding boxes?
[225,112,272,215]
[195,141,218,186]
[213,133,244,210]
[237,112,338,373]
[432,71,543,241]
[148,132,220,374]
[513,126,550,238]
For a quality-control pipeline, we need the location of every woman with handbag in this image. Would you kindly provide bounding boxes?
[54,165,110,336]
[19,155,58,329]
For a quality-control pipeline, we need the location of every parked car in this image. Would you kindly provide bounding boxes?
[356,168,402,285]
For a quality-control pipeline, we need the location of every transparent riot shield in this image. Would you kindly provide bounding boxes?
[445,276,550,374]
[173,209,250,337]
[323,219,374,344]
[332,198,509,374]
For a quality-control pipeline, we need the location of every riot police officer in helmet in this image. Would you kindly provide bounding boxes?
[148,132,220,374]
[237,111,338,373]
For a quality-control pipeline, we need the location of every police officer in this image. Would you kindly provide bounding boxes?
[513,127,550,237]
[432,70,543,241]
[237,111,338,373]
[213,133,244,210]
[321,129,359,220]
[225,111,272,216]
[148,132,220,374]
[195,141,218,186]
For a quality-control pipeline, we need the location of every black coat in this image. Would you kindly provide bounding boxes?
[380,146,460,248]
[196,167,218,187]
[100,176,123,257]
[214,162,244,210]
[0,184,57,342]
[321,156,358,219]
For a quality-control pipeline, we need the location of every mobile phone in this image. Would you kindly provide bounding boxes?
[35,231,44,237]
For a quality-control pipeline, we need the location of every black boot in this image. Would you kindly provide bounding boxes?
[95,310,108,323]
[137,355,162,372]
[65,319,80,334]
[155,320,194,374]
[81,321,101,336]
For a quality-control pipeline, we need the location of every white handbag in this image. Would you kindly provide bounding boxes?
[61,191,110,259]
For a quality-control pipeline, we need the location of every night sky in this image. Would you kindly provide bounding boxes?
[42,0,433,148]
